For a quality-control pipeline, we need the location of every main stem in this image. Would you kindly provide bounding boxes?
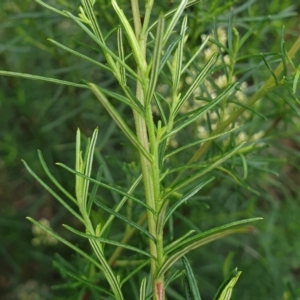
[130,1,164,299]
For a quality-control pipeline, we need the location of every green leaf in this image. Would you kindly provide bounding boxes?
[163,0,188,46]
[164,128,238,159]
[94,200,156,243]
[48,39,112,73]
[159,35,182,74]
[215,166,259,195]
[37,150,77,205]
[139,278,147,300]
[157,217,262,277]
[182,271,193,300]
[260,53,278,84]
[213,268,241,300]
[89,239,124,300]
[111,0,147,72]
[293,67,300,94]
[82,128,98,211]
[148,0,200,35]
[145,14,165,106]
[173,52,219,117]
[22,160,84,223]
[239,18,268,49]
[52,260,114,297]
[0,71,88,88]
[164,177,215,224]
[181,35,210,75]
[56,163,154,213]
[65,11,138,81]
[182,256,202,300]
[87,166,103,215]
[172,15,188,92]
[120,260,149,286]
[165,230,195,254]
[165,83,238,140]
[80,0,105,43]
[153,92,168,126]
[89,83,152,161]
[100,174,142,235]
[96,84,145,116]
[157,200,170,236]
[27,217,103,270]
[27,218,123,300]
[36,0,68,17]
[227,100,267,120]
[63,224,154,259]
[163,143,245,200]
[274,90,300,118]
[117,27,126,85]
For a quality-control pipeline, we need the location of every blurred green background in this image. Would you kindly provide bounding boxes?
[1,0,300,299]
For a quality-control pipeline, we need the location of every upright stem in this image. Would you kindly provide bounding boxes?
[130,1,164,299]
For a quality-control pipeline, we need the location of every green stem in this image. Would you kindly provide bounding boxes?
[131,0,157,299]
[130,1,165,299]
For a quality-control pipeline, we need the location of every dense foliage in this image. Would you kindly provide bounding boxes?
[1,0,300,299]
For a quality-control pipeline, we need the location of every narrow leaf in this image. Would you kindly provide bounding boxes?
[182,271,193,300]
[172,15,188,91]
[165,128,238,159]
[139,278,147,300]
[213,268,241,300]
[81,0,105,43]
[37,150,77,205]
[163,0,188,46]
[239,18,268,49]
[181,35,210,75]
[173,52,219,116]
[261,54,278,84]
[117,27,126,85]
[111,0,147,72]
[56,163,154,213]
[157,200,169,236]
[88,239,124,300]
[164,177,215,224]
[36,0,68,17]
[65,11,138,80]
[163,143,245,200]
[87,166,103,215]
[100,174,142,235]
[22,160,84,223]
[166,83,238,140]
[182,256,202,300]
[153,92,168,126]
[95,200,156,243]
[165,230,195,254]
[89,83,152,161]
[159,35,182,74]
[97,85,144,116]
[80,128,98,211]
[293,67,300,94]
[26,217,103,271]
[145,14,165,106]
[48,39,112,72]
[157,218,262,277]
[53,261,114,297]
[120,260,149,286]
[0,71,88,88]
[63,224,154,259]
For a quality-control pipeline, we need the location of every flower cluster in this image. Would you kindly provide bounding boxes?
[31,218,58,246]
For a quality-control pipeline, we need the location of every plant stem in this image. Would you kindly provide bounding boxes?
[130,1,165,299]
